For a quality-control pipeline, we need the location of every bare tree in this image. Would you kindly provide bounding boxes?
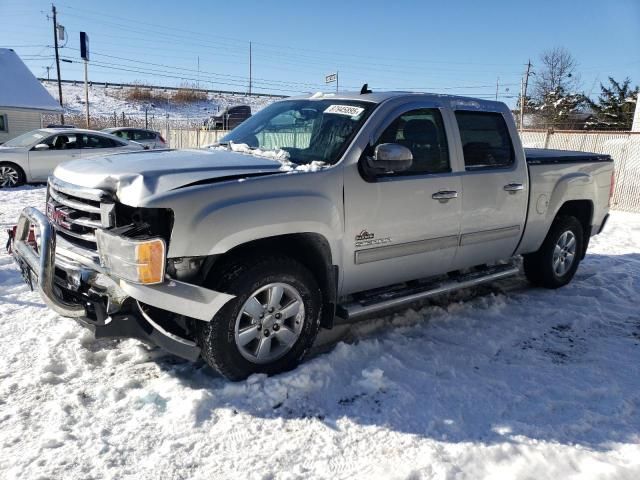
[532,47,580,100]
[530,47,587,128]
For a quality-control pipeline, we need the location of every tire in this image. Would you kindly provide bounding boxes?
[196,255,322,381]
[523,215,584,289]
[0,162,26,188]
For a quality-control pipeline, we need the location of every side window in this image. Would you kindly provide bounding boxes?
[455,111,514,169]
[49,134,80,150]
[373,108,450,175]
[0,114,7,132]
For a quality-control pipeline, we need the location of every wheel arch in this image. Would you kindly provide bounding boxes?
[203,232,339,329]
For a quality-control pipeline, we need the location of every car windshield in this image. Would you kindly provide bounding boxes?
[220,99,374,165]
[2,130,49,148]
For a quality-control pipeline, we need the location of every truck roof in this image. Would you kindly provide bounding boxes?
[290,90,508,111]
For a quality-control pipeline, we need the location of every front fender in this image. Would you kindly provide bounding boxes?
[187,192,341,256]
[142,169,343,261]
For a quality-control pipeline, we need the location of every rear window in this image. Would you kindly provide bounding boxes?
[455,111,514,170]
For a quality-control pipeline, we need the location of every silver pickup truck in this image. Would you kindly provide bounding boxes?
[11,90,614,380]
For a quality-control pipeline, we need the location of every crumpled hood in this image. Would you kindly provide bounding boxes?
[53,148,284,205]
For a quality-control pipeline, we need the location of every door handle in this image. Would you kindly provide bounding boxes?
[503,183,524,194]
[432,190,459,202]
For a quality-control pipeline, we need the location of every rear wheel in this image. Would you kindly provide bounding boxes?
[523,215,584,289]
[0,163,25,188]
[196,255,322,381]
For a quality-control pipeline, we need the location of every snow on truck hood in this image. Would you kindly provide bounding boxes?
[53,147,292,205]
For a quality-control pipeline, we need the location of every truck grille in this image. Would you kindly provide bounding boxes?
[46,178,115,248]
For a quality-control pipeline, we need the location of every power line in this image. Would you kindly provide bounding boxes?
[56,7,527,79]
[58,4,527,69]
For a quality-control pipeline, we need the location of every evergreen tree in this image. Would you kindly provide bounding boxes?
[586,77,638,130]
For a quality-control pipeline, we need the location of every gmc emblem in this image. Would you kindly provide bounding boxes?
[46,202,71,229]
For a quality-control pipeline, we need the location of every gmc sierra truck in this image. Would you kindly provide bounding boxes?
[11,90,614,380]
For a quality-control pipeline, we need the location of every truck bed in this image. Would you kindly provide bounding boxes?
[516,148,614,257]
[525,148,612,165]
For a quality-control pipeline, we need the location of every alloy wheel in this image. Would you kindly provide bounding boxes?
[234,282,305,364]
[552,230,577,276]
[0,166,19,188]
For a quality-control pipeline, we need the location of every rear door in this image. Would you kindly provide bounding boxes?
[342,103,463,294]
[450,110,528,269]
[131,129,156,148]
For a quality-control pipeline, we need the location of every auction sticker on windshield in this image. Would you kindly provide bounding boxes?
[324,105,365,118]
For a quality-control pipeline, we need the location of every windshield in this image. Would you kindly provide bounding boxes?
[220,99,374,165]
[2,130,49,148]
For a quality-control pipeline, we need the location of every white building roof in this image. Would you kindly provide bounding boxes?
[0,48,62,112]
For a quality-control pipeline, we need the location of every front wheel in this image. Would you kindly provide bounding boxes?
[0,163,26,188]
[196,256,322,381]
[523,215,584,289]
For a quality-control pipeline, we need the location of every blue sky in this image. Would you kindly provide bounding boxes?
[1,0,638,106]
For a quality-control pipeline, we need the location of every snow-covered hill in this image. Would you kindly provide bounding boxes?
[1,187,639,479]
[41,80,278,123]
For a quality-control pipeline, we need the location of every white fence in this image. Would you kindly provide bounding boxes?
[520,130,640,213]
[161,127,640,214]
[160,129,230,149]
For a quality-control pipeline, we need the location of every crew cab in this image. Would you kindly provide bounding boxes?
[11,90,614,380]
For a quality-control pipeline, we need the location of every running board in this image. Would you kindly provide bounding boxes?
[338,264,520,322]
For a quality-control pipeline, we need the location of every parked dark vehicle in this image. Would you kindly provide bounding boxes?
[204,105,252,130]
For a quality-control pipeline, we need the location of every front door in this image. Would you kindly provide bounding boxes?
[342,106,463,295]
[451,110,528,269]
[28,133,82,181]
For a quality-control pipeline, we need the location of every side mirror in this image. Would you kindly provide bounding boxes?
[367,143,413,172]
[34,143,50,151]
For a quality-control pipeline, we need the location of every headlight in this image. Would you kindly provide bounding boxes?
[95,230,166,284]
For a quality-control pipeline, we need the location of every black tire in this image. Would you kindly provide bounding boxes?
[523,215,584,289]
[196,255,322,381]
[0,162,26,188]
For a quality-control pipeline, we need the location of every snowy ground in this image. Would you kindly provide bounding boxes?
[41,80,276,123]
[0,186,639,480]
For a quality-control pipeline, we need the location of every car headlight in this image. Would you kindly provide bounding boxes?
[95,230,166,284]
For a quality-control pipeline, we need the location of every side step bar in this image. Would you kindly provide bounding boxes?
[338,264,520,322]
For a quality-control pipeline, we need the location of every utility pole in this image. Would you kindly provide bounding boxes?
[336,70,339,93]
[495,76,499,101]
[83,59,89,128]
[46,66,50,80]
[520,59,532,130]
[248,41,252,96]
[197,56,200,90]
[52,4,64,124]
[80,31,90,128]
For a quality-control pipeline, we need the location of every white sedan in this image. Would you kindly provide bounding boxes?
[0,128,144,188]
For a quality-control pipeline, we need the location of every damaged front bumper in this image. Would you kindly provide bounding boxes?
[11,206,234,361]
